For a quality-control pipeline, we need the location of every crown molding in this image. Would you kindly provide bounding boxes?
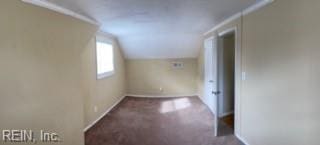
[21,0,100,26]
[203,0,275,36]
[97,31,117,39]
[242,0,274,16]
[203,13,241,36]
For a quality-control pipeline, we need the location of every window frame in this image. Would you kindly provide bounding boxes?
[95,36,115,80]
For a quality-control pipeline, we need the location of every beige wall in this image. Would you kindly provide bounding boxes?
[126,59,198,96]
[241,0,319,144]
[0,0,97,145]
[81,33,126,128]
[197,48,205,100]
[200,0,320,145]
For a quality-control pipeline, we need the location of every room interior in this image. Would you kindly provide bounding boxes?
[0,0,319,145]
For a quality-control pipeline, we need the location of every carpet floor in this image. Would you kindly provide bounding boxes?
[85,96,244,145]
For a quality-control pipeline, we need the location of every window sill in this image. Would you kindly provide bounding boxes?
[97,71,114,80]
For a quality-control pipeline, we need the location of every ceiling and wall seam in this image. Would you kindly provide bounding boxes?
[21,0,100,26]
[20,0,265,59]
[204,0,275,35]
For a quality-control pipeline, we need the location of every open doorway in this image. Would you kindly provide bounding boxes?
[217,30,236,136]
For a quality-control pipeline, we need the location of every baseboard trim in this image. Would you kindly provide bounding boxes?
[126,94,198,98]
[235,133,250,145]
[83,95,126,132]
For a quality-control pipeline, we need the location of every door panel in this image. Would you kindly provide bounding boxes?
[204,37,219,136]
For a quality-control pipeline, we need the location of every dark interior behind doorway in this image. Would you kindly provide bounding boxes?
[218,32,235,135]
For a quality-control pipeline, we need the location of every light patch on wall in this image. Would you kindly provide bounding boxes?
[160,98,191,113]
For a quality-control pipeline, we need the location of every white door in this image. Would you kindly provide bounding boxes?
[204,37,219,136]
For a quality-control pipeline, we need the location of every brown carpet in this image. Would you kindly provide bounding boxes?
[85,96,244,145]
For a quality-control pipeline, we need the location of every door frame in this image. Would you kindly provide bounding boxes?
[217,26,241,135]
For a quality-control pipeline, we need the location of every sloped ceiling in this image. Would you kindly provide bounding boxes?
[46,0,259,59]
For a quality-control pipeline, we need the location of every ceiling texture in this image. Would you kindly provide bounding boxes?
[46,0,259,59]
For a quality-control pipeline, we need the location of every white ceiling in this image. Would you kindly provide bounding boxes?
[46,0,259,59]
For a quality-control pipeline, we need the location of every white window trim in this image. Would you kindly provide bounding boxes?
[95,35,115,80]
[97,70,114,79]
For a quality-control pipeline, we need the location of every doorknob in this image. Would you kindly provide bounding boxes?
[209,80,214,83]
[212,91,220,95]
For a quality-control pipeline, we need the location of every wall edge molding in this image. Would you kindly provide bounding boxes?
[21,0,100,26]
[83,95,126,132]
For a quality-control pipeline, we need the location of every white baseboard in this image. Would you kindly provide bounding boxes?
[197,95,206,104]
[83,95,126,132]
[235,133,251,145]
[219,111,234,118]
[126,94,198,98]
[196,95,216,115]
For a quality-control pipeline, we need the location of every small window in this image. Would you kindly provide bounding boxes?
[96,39,114,79]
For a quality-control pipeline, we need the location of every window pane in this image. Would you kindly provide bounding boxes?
[96,42,114,76]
